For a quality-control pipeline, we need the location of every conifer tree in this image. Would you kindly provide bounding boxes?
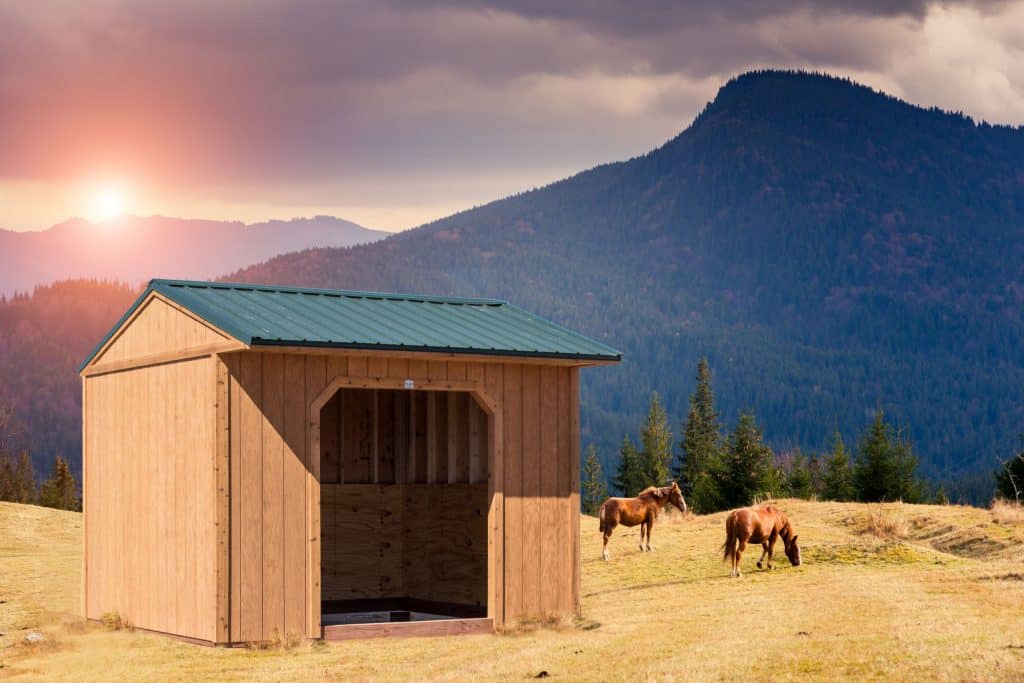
[821,430,856,501]
[715,412,775,509]
[785,451,817,500]
[853,410,923,503]
[613,434,645,497]
[38,455,79,511]
[581,445,608,515]
[995,436,1024,502]
[639,392,673,487]
[677,357,722,501]
[9,452,37,503]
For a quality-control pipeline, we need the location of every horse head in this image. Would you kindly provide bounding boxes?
[781,519,801,566]
[659,481,687,514]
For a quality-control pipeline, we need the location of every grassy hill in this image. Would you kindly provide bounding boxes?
[2,500,1023,681]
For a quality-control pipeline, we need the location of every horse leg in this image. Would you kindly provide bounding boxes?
[756,542,769,569]
[735,538,747,577]
[602,520,615,561]
[646,521,654,552]
[639,522,647,552]
[767,533,777,570]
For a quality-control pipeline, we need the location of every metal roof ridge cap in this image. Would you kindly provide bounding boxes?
[152,278,508,306]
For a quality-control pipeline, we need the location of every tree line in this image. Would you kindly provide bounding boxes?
[583,358,939,515]
[0,405,81,511]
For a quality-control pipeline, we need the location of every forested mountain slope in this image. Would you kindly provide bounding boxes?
[232,71,1024,481]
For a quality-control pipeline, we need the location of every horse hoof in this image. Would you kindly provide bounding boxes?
[756,561,763,569]
[639,544,645,552]
[602,551,610,561]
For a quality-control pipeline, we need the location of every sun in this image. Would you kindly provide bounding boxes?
[91,185,124,221]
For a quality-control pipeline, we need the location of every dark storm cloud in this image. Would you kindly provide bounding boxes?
[389,0,1005,35]
[0,0,1022,220]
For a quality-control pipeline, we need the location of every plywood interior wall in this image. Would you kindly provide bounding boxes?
[320,483,487,609]
[82,356,217,642]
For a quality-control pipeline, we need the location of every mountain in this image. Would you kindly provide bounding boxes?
[0,215,387,296]
[228,71,1024,489]
[0,280,139,478]
[2,71,1022,500]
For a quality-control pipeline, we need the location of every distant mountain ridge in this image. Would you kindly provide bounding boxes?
[229,70,1024,486]
[0,214,387,296]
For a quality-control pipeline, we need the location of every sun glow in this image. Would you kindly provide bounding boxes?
[90,185,124,221]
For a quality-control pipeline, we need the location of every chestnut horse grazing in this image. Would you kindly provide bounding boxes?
[722,504,801,577]
[598,482,687,560]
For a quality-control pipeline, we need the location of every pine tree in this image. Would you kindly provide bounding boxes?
[785,451,817,500]
[853,410,923,503]
[715,412,775,509]
[821,430,856,501]
[677,357,722,503]
[581,445,608,515]
[38,455,79,511]
[10,452,36,503]
[613,434,645,497]
[995,436,1024,502]
[639,392,673,488]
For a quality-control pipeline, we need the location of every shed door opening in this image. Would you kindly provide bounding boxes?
[319,388,489,629]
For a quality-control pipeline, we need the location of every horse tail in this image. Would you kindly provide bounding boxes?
[722,513,736,563]
[598,502,607,534]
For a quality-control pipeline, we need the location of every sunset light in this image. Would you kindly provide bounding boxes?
[90,186,124,221]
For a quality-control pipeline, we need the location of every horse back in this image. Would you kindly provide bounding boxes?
[728,505,778,543]
[603,496,652,526]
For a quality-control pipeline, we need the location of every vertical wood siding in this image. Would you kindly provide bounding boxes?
[93,294,232,365]
[82,356,217,641]
[215,350,577,643]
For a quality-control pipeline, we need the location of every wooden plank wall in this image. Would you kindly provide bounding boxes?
[223,351,580,641]
[403,484,488,608]
[320,484,405,600]
[82,356,217,641]
[319,483,486,608]
[93,294,231,365]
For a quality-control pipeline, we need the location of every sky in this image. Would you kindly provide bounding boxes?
[2,0,1023,232]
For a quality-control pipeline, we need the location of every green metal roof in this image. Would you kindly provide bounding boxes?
[80,279,622,371]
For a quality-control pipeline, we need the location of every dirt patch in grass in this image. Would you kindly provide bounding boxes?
[978,572,1024,582]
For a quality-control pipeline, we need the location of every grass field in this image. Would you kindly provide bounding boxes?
[2,499,1023,681]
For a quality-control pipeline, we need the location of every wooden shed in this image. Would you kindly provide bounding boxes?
[79,279,620,644]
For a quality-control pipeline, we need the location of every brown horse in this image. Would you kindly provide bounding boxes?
[722,504,801,577]
[598,482,687,560]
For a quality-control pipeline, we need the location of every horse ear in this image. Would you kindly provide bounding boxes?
[791,534,799,543]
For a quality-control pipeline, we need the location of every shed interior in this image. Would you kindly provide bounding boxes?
[319,387,489,626]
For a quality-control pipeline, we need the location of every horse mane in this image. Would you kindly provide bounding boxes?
[777,510,794,541]
[638,485,660,496]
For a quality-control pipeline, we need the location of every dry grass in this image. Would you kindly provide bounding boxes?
[2,499,1023,681]
[862,503,909,539]
[991,499,1024,525]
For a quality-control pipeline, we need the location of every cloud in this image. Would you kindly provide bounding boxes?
[0,0,1022,230]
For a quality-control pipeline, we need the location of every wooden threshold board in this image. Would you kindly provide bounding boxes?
[322,617,493,641]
